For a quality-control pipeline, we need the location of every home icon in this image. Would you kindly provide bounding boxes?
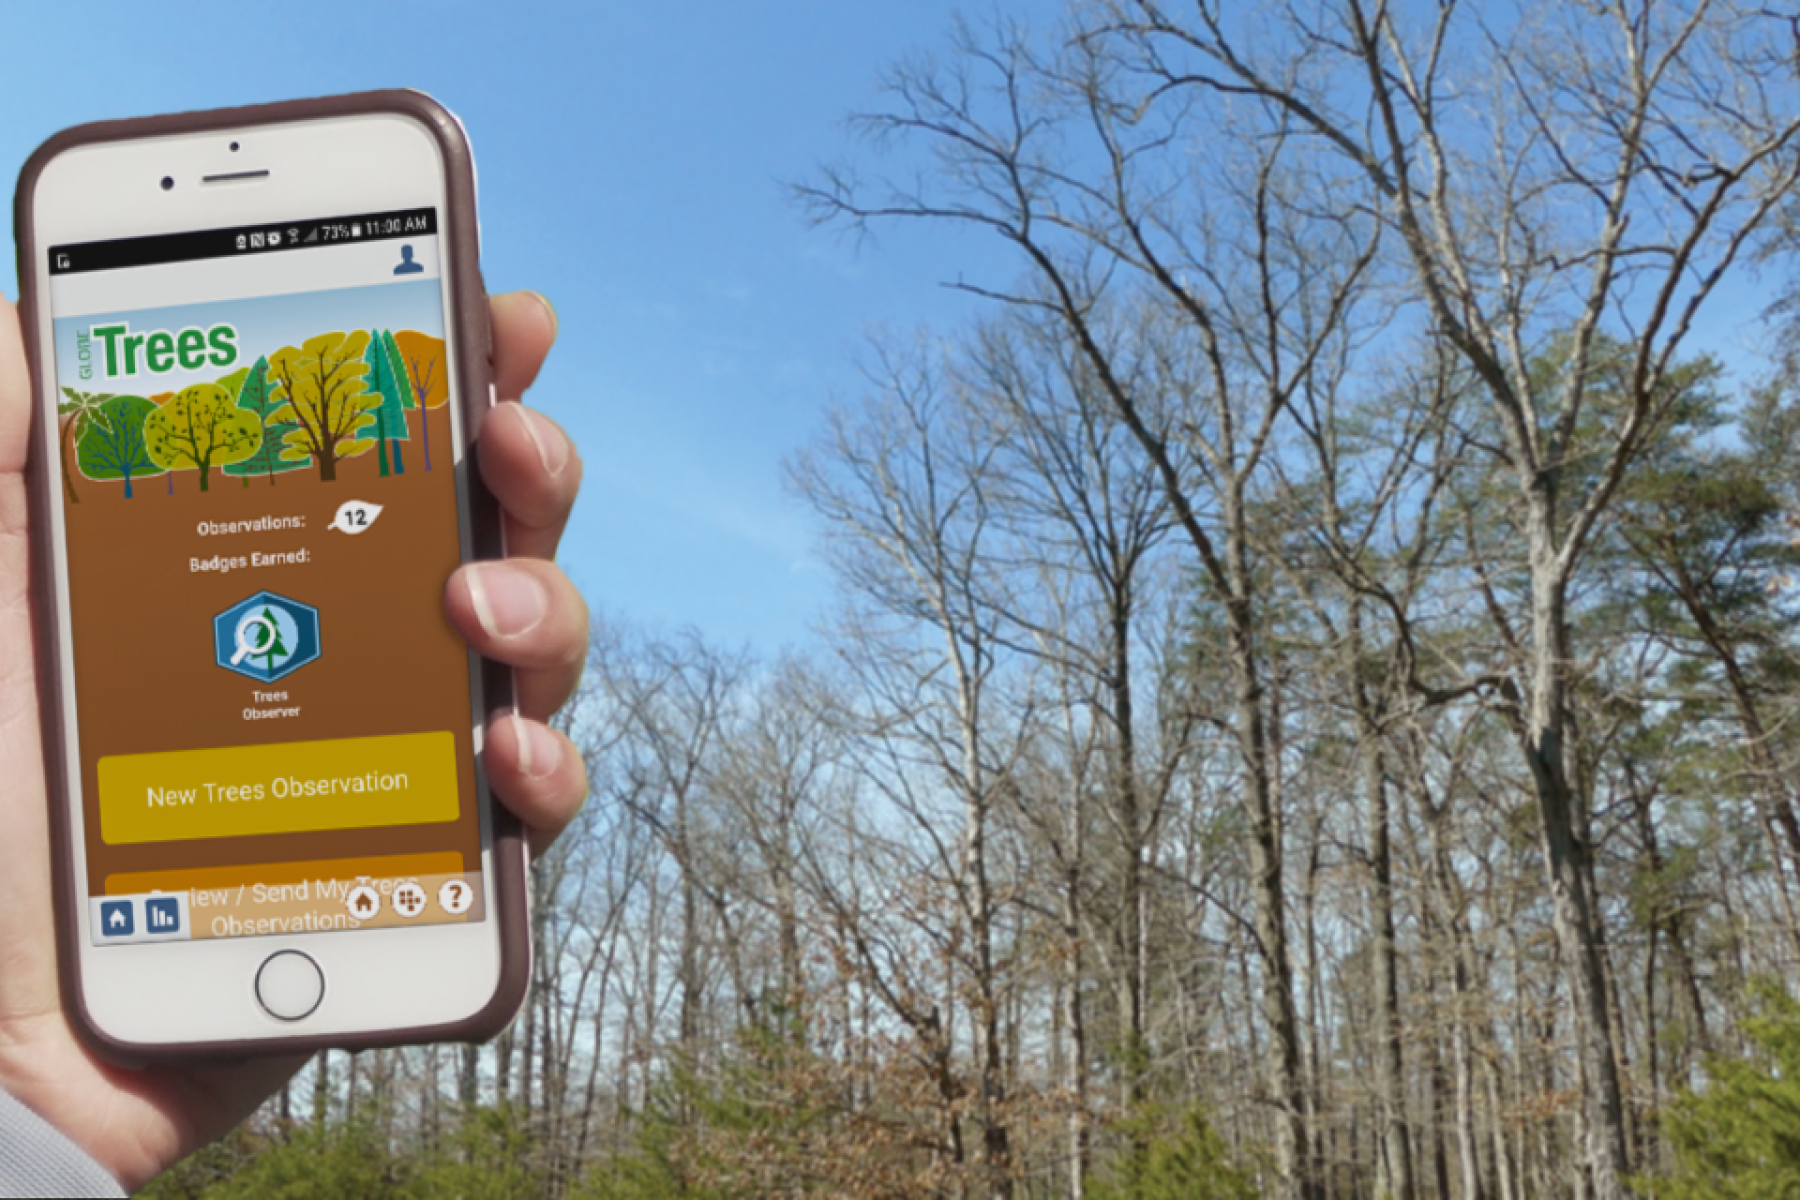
[344,885,381,920]
[100,900,134,938]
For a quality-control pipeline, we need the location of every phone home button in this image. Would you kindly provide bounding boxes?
[255,951,324,1022]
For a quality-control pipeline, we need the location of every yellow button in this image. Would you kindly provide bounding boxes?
[98,732,459,845]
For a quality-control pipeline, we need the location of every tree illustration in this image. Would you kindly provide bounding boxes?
[214,365,250,399]
[364,329,414,477]
[266,332,378,482]
[223,356,307,488]
[144,383,262,494]
[57,389,114,504]
[148,393,177,493]
[393,331,447,471]
[75,394,161,499]
[210,367,256,484]
[253,605,290,670]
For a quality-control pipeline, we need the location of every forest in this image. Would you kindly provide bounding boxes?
[145,2,1800,1198]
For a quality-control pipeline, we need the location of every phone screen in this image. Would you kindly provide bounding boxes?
[44,210,488,947]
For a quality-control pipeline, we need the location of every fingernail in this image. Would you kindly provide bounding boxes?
[466,564,548,639]
[515,403,569,477]
[511,710,557,779]
[526,290,558,341]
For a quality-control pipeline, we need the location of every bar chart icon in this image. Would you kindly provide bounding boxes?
[146,896,181,934]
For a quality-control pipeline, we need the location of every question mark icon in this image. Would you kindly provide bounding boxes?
[438,878,473,915]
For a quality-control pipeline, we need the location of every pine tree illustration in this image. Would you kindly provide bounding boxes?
[256,607,291,670]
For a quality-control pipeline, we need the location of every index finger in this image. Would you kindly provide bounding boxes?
[482,292,578,561]
[491,290,556,402]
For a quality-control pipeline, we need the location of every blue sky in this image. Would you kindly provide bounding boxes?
[2,1,1036,653]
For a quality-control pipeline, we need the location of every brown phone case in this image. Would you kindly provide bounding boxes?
[12,90,530,1061]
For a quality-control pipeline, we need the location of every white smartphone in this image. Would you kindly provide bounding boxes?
[14,91,529,1057]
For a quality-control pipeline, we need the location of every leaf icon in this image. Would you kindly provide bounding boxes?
[326,500,384,534]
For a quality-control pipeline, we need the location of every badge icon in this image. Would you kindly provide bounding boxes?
[214,591,320,683]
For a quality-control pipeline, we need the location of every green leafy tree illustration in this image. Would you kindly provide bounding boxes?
[146,393,177,493]
[253,606,290,670]
[267,332,377,482]
[57,389,115,504]
[364,329,414,477]
[75,394,162,499]
[212,367,252,491]
[144,382,263,493]
[213,365,250,400]
[223,356,307,488]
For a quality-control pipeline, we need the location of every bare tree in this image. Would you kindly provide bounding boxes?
[590,622,750,1079]
[1083,4,1800,1193]
[801,24,1384,1189]
[791,337,1043,1198]
[963,311,1184,1192]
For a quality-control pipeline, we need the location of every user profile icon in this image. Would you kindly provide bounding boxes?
[393,244,423,275]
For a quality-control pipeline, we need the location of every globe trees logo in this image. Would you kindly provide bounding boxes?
[214,591,320,683]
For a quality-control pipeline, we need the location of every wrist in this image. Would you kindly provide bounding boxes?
[0,1014,167,1191]
[0,1039,128,1197]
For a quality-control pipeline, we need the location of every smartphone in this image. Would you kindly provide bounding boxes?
[13,91,528,1057]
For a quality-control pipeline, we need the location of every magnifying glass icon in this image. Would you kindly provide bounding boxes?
[230,614,277,665]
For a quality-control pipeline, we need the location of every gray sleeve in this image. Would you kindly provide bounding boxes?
[0,1086,126,1198]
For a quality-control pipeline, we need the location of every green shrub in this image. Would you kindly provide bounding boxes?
[144,1120,405,1200]
[1088,1104,1261,1200]
[1653,982,1800,1199]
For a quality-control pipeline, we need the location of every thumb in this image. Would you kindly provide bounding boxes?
[0,296,39,478]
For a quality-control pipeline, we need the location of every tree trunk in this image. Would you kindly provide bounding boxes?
[677,785,702,1060]
[1063,784,1090,1200]
[1301,827,1327,1196]
[495,1025,514,1104]
[312,1050,331,1133]
[60,417,80,504]
[1426,1030,1452,1200]
[1417,761,1490,1200]
[967,787,1012,1200]
[1232,624,1311,1200]
[1359,726,1415,1200]
[1109,602,1149,1181]
[345,1052,360,1124]
[460,1044,479,1109]
[1521,537,1632,1198]
[519,961,537,1118]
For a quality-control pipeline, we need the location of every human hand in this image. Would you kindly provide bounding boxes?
[0,290,588,1192]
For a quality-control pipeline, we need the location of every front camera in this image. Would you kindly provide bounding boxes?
[160,176,174,191]
[229,141,240,152]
